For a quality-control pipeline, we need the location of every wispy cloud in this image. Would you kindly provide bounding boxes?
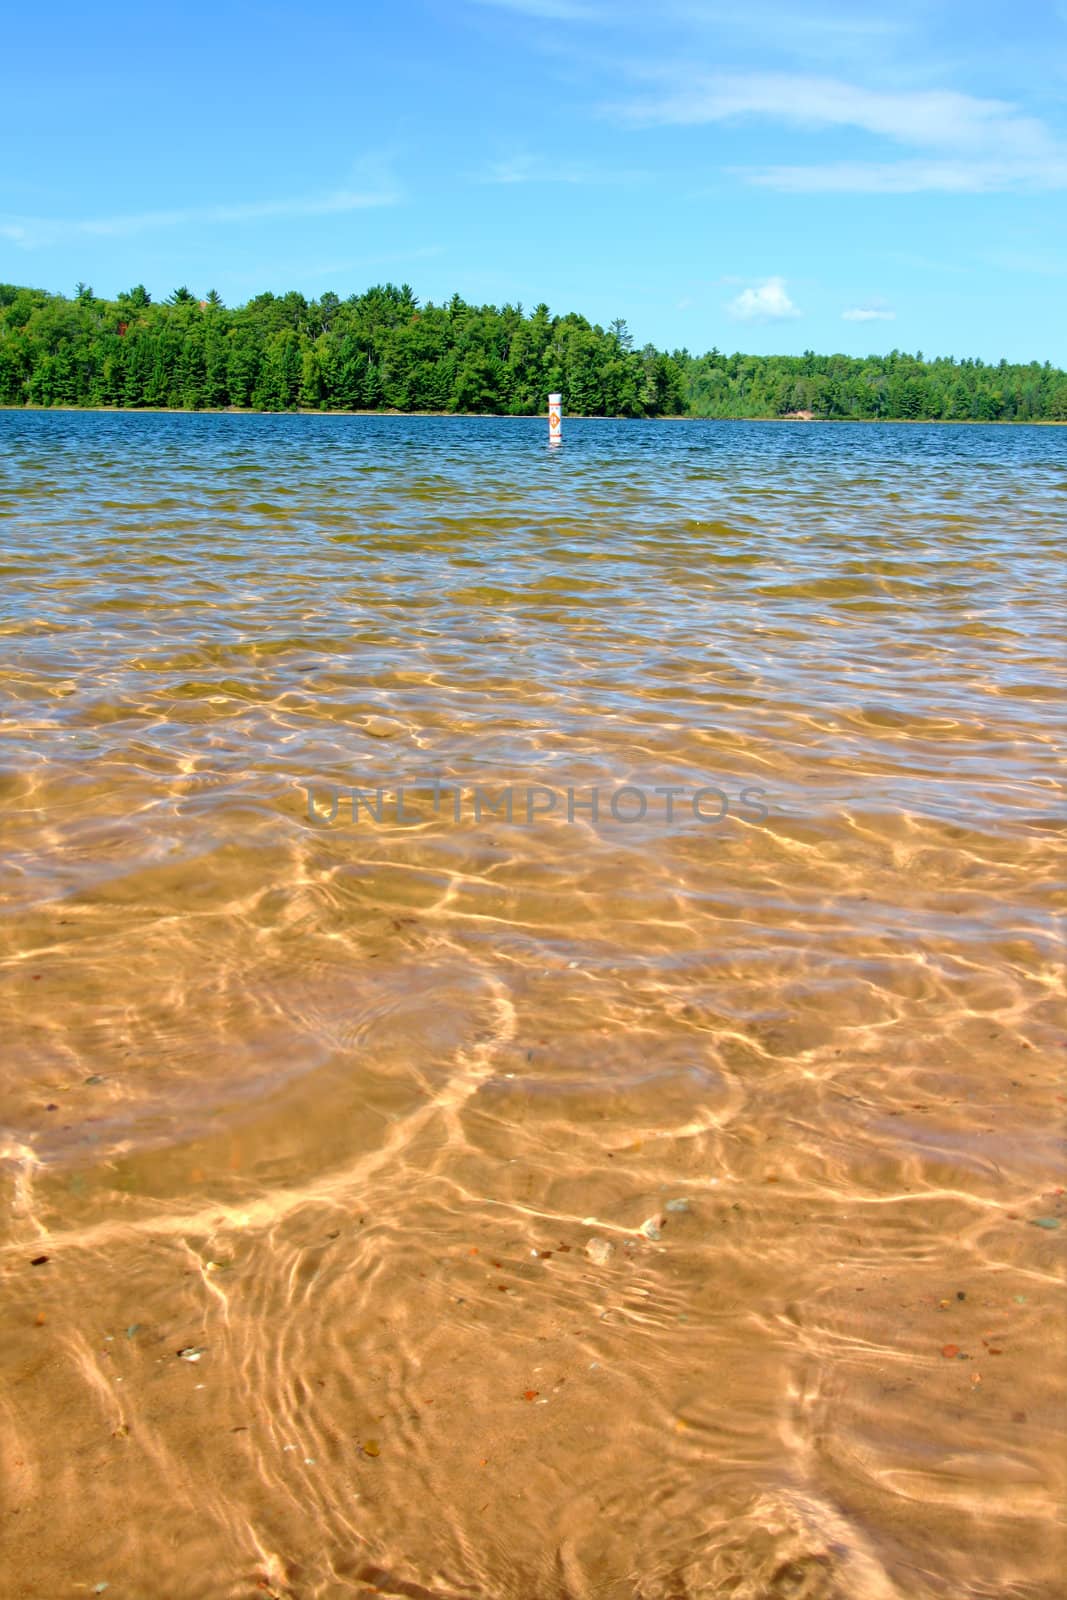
[614,71,1067,193]
[981,246,1067,278]
[727,277,801,321]
[224,246,444,289]
[467,0,598,18]
[0,186,400,249]
[748,157,1067,193]
[618,73,1052,153]
[842,304,895,322]
[478,153,645,185]
[473,0,906,41]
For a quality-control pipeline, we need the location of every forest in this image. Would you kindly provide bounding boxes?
[2,281,1065,422]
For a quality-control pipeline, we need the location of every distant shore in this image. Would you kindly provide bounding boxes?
[2,404,1064,426]
[8,282,1064,423]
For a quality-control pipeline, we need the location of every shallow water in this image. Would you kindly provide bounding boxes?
[0,412,1064,1600]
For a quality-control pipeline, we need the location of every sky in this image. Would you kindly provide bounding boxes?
[3,0,1067,362]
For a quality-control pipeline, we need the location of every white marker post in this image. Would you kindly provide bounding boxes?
[548,392,562,447]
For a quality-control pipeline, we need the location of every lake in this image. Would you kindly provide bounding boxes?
[1,412,1064,1599]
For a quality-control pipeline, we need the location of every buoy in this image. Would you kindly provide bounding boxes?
[548,392,562,447]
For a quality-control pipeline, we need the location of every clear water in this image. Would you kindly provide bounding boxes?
[1,412,1064,1599]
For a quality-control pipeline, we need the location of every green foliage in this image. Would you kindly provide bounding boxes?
[0,281,1063,421]
[678,346,1067,422]
[0,282,683,416]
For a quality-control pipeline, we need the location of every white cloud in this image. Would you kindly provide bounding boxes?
[747,157,1067,193]
[619,73,1051,153]
[614,71,1067,193]
[727,277,801,321]
[0,186,399,249]
[478,154,644,185]
[842,305,895,322]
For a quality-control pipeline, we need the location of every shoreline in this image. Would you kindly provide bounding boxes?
[1,404,1064,426]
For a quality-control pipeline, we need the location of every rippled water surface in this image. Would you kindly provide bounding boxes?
[1,412,1064,1600]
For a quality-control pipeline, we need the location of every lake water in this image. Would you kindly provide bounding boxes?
[1,412,1064,1599]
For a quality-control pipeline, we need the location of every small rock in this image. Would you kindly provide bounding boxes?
[361,715,404,740]
[639,1216,664,1241]
[585,1237,615,1266]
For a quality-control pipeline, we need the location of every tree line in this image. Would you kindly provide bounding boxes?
[0,282,682,417]
[1,281,1064,422]
[682,347,1067,423]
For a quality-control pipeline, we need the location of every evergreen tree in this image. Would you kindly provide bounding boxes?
[1,278,1063,420]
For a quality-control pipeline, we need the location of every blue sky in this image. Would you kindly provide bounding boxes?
[3,0,1066,361]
